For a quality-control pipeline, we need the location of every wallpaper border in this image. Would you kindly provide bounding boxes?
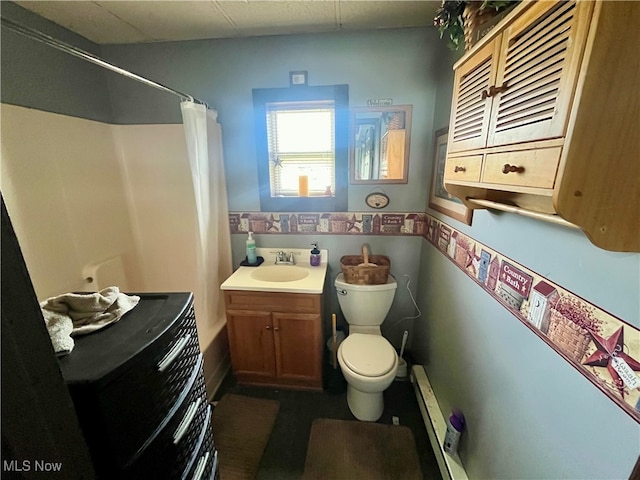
[228,211,640,422]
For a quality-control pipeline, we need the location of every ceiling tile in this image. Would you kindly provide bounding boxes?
[97,1,238,43]
[216,0,339,36]
[338,1,438,29]
[14,1,153,44]
[13,0,438,45]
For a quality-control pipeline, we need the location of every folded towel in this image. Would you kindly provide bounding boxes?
[41,286,140,355]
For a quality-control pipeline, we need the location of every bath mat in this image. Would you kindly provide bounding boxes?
[211,394,279,480]
[302,418,423,480]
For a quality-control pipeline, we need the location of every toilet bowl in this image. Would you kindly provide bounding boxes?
[334,273,398,421]
[337,333,398,421]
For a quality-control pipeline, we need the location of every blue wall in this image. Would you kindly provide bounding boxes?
[414,47,640,479]
[100,28,441,214]
[99,26,443,346]
[2,3,639,477]
[0,2,114,122]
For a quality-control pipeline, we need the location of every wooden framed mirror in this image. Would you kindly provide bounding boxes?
[349,105,412,184]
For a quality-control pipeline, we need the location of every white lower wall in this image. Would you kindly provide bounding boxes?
[1,103,226,363]
[1,104,141,297]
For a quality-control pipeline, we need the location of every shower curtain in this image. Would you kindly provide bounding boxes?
[181,101,233,327]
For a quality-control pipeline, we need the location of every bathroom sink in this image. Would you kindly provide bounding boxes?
[220,247,328,294]
[250,265,310,283]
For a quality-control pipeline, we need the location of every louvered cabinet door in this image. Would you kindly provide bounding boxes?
[487,0,594,147]
[448,37,501,153]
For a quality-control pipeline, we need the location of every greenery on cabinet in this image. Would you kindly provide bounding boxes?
[434,0,518,50]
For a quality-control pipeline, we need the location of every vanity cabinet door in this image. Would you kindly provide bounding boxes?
[226,310,276,381]
[272,312,322,388]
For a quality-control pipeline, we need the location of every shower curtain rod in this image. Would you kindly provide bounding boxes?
[1,16,210,109]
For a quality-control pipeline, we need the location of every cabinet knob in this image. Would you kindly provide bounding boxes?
[274,327,280,332]
[490,84,509,95]
[265,325,271,330]
[454,166,466,173]
[502,164,525,174]
[482,84,509,100]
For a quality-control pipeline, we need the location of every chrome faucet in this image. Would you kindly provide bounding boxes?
[275,251,296,265]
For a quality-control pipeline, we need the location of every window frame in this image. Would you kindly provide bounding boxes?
[253,84,349,212]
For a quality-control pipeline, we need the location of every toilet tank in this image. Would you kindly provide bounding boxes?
[335,273,397,326]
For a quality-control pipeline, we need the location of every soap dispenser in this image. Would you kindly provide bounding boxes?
[310,242,321,266]
[246,232,257,265]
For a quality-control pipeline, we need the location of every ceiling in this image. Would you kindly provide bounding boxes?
[14,1,440,45]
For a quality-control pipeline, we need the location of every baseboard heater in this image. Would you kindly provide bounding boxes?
[411,365,469,480]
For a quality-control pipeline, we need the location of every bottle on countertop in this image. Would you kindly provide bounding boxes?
[246,232,257,265]
[310,242,321,266]
[443,409,464,455]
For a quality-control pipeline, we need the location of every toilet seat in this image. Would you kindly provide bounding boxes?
[340,334,396,377]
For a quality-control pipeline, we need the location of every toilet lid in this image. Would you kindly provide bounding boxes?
[340,334,396,377]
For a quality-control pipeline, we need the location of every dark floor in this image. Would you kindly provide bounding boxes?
[213,364,442,480]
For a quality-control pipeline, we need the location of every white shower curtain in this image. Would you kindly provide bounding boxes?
[180,101,233,328]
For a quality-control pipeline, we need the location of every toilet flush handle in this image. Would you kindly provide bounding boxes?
[337,289,347,296]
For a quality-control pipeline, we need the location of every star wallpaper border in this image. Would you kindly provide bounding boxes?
[228,211,640,422]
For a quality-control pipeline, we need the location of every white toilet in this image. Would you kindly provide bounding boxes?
[335,273,398,421]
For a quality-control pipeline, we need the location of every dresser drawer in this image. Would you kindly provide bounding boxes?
[94,305,201,467]
[482,148,561,189]
[445,154,483,182]
[184,423,217,480]
[125,374,211,479]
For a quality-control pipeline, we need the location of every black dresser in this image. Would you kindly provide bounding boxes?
[58,292,218,479]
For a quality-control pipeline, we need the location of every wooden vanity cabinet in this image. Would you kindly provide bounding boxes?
[223,290,323,391]
[444,0,639,252]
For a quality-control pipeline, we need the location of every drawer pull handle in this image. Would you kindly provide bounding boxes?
[502,164,525,174]
[192,450,210,480]
[173,397,201,444]
[454,166,466,173]
[193,450,217,480]
[158,334,191,372]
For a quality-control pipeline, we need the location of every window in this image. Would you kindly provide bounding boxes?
[253,85,348,212]
[267,102,334,197]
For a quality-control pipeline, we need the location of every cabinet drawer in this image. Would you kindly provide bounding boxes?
[482,147,561,189]
[445,155,483,182]
[224,290,321,314]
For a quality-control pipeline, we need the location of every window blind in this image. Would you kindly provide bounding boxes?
[266,101,335,197]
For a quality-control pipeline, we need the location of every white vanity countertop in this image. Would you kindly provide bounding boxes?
[220,248,328,294]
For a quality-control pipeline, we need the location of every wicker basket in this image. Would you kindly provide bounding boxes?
[340,245,390,285]
[547,309,591,363]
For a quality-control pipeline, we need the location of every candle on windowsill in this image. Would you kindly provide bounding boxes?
[298,175,309,197]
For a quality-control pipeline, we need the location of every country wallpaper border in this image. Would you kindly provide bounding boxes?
[228,211,640,422]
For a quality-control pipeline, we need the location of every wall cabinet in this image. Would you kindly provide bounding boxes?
[223,290,323,390]
[444,0,639,252]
